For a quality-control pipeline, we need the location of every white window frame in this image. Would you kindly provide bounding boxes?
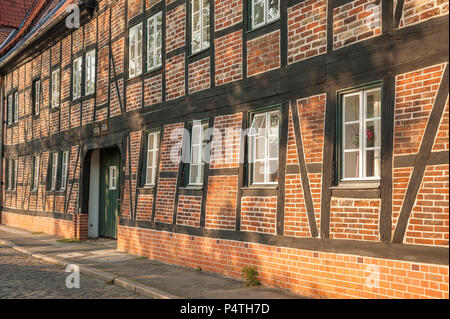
[72,57,82,100]
[60,151,69,190]
[51,69,60,108]
[32,156,40,191]
[7,94,13,125]
[51,152,58,190]
[191,0,210,54]
[7,159,13,191]
[189,121,208,185]
[109,166,118,190]
[129,23,143,78]
[147,12,163,71]
[250,0,280,30]
[85,50,96,95]
[145,131,160,186]
[13,92,18,123]
[34,80,41,115]
[248,109,280,185]
[341,87,381,181]
[14,159,18,190]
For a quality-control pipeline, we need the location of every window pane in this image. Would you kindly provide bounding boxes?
[269,111,279,135]
[156,48,162,66]
[193,0,200,13]
[269,135,278,158]
[253,161,265,183]
[268,159,278,183]
[253,0,265,27]
[366,149,380,177]
[344,151,360,179]
[344,95,359,122]
[192,145,200,163]
[267,0,279,21]
[344,123,359,149]
[190,164,199,184]
[202,26,210,48]
[256,136,266,160]
[366,90,381,119]
[366,120,380,148]
[249,113,265,135]
[146,166,154,184]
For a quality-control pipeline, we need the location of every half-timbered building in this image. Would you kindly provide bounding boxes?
[0,0,448,298]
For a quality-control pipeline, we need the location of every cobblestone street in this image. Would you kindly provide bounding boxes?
[0,245,146,299]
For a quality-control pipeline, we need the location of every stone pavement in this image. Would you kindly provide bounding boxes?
[0,224,304,299]
[0,245,146,299]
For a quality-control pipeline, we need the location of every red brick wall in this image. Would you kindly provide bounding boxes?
[144,74,163,106]
[247,30,281,77]
[165,53,185,101]
[147,0,161,10]
[81,99,95,125]
[176,195,202,227]
[122,132,142,219]
[118,225,449,299]
[214,30,243,86]
[159,123,185,171]
[394,64,446,156]
[154,178,177,224]
[128,0,143,21]
[241,196,277,234]
[214,0,242,31]
[205,175,238,230]
[330,199,380,241]
[136,194,154,221]
[284,173,311,237]
[288,0,327,64]
[405,164,449,246]
[400,0,449,28]
[188,57,211,94]
[433,98,449,152]
[126,81,143,111]
[84,17,97,47]
[166,4,186,53]
[333,0,381,50]
[1,212,88,240]
[97,46,110,107]
[210,113,243,169]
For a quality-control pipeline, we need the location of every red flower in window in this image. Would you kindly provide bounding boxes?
[367,128,374,140]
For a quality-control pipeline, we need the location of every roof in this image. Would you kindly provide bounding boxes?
[0,0,75,64]
[0,0,37,29]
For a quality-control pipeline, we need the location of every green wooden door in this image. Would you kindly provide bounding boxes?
[99,148,120,239]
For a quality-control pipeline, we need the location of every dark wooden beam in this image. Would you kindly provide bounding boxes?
[290,102,319,237]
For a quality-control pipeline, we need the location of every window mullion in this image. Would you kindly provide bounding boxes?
[360,92,365,179]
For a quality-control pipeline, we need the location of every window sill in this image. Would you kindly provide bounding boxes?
[331,182,381,199]
[180,186,204,191]
[189,46,210,59]
[331,181,380,190]
[247,18,280,35]
[138,186,155,195]
[241,185,278,196]
[144,65,162,76]
[83,92,96,100]
[241,185,278,190]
